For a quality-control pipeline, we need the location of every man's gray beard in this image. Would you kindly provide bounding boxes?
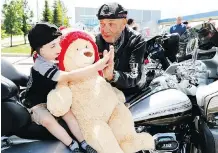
[112,30,125,53]
[112,32,122,43]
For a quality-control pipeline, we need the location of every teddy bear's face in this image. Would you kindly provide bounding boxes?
[63,38,95,71]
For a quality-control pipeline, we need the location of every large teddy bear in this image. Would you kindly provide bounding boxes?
[47,28,154,153]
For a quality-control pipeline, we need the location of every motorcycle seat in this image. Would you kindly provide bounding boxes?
[196,81,218,107]
[2,101,31,137]
[0,60,74,140]
[1,76,18,102]
[0,77,70,140]
[1,58,28,87]
[2,140,72,153]
[1,76,31,136]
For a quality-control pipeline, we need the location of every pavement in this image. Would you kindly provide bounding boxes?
[1,35,32,76]
[1,36,28,48]
[1,55,33,76]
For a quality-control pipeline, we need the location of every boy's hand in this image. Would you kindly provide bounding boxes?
[108,45,115,65]
[94,50,111,71]
[103,46,115,81]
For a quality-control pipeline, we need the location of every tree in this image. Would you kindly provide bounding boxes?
[2,0,23,47]
[1,26,8,39]
[42,0,52,23]
[61,2,70,27]
[21,0,34,44]
[52,0,63,27]
[63,16,70,27]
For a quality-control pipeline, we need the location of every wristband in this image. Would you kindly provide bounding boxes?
[107,71,119,83]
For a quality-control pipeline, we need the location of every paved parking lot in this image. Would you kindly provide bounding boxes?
[2,56,33,76]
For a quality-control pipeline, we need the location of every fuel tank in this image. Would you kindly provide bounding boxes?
[129,89,192,125]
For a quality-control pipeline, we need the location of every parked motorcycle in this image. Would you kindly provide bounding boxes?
[128,22,218,153]
[2,22,218,153]
[145,33,180,70]
[177,22,218,62]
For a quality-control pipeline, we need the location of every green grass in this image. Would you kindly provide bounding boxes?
[1,44,31,54]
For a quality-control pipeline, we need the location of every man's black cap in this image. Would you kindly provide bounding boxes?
[28,22,62,51]
[97,2,128,20]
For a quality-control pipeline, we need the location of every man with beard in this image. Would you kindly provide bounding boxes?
[95,2,148,100]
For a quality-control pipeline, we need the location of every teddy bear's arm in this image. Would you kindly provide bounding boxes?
[112,87,126,103]
[47,83,73,117]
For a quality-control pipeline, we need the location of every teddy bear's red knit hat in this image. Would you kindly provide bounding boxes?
[58,30,103,76]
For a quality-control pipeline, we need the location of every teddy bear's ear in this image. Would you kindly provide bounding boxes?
[84,31,96,42]
[59,26,66,30]
[61,28,76,36]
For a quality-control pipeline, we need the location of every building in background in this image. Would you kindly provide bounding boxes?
[74,7,161,35]
[158,10,218,35]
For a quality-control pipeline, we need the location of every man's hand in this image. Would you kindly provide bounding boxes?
[94,50,111,71]
[103,45,115,81]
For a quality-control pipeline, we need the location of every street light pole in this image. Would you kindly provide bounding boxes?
[62,9,64,25]
[61,1,64,25]
[36,0,39,22]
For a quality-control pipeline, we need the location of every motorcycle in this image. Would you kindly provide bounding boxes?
[1,58,188,153]
[2,58,217,153]
[1,23,218,153]
[177,22,218,62]
[145,33,180,70]
[128,22,218,153]
[144,22,218,94]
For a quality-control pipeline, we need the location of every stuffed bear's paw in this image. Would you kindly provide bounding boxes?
[47,87,72,117]
[120,133,155,153]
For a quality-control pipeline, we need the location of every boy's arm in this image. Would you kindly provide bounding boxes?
[36,61,98,82]
[57,50,111,82]
[57,64,98,82]
[36,50,110,82]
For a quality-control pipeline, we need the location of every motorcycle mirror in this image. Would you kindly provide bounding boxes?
[186,38,199,62]
[206,95,218,126]
[191,38,199,64]
[186,38,197,55]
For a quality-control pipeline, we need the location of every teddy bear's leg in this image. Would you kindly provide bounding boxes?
[82,121,124,153]
[109,103,155,153]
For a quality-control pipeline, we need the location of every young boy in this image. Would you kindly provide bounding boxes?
[25,22,112,153]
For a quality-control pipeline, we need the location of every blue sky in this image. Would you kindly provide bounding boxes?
[1,0,218,23]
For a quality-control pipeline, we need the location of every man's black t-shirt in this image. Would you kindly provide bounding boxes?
[96,26,148,96]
